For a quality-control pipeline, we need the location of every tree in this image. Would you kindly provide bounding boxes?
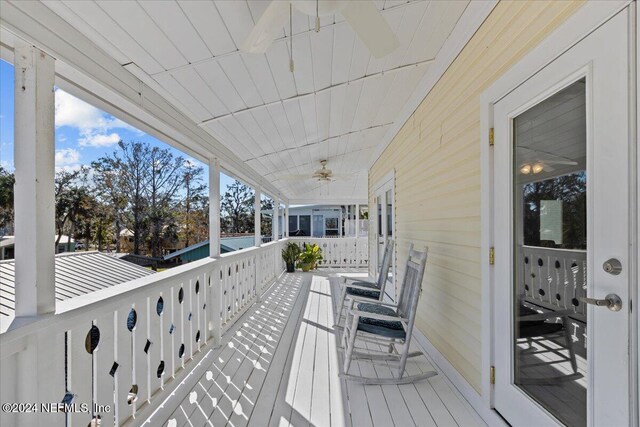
[522,171,587,249]
[54,168,92,251]
[95,141,152,255]
[178,160,207,247]
[146,145,185,257]
[259,197,274,237]
[91,158,128,252]
[0,166,14,235]
[220,181,254,233]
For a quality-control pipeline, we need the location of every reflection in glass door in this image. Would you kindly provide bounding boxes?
[513,79,587,426]
[374,179,395,299]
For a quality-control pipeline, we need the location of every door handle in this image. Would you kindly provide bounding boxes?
[579,293,623,312]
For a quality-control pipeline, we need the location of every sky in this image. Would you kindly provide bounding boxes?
[0,59,244,197]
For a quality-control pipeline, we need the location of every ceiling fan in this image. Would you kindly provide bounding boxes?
[241,0,400,59]
[312,159,334,181]
[517,147,579,174]
[277,160,349,182]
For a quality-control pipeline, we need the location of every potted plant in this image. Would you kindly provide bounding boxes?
[282,242,301,273]
[297,243,323,272]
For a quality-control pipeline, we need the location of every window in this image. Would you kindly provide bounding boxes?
[288,215,298,232]
[299,215,311,236]
[522,172,586,250]
[325,217,338,236]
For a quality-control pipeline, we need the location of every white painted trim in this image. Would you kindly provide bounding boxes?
[411,326,508,427]
[273,198,280,241]
[13,42,56,317]
[372,171,396,299]
[632,3,640,424]
[480,0,634,421]
[368,0,498,168]
[254,187,262,247]
[209,158,221,258]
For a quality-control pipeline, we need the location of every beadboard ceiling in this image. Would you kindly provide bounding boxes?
[42,0,470,201]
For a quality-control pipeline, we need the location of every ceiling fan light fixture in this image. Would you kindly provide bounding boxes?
[520,164,531,175]
[532,163,544,174]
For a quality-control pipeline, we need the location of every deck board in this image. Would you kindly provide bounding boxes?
[146,270,485,427]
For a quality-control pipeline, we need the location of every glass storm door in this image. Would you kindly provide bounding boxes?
[374,179,395,299]
[493,9,632,427]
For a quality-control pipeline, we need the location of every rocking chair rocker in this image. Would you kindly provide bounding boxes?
[340,244,437,384]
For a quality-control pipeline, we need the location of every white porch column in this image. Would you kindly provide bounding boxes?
[254,187,261,246]
[209,158,220,258]
[355,204,360,238]
[285,204,290,237]
[14,42,56,317]
[273,198,279,241]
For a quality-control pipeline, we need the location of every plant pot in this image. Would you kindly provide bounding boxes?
[286,262,295,273]
[300,262,314,272]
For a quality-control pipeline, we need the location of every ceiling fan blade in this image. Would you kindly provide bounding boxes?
[276,173,312,181]
[241,1,290,54]
[518,147,578,165]
[341,1,399,58]
[544,160,579,165]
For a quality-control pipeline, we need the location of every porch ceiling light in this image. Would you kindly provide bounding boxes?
[519,163,545,174]
[532,163,544,174]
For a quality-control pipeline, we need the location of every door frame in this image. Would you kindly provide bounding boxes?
[372,170,396,300]
[479,0,638,423]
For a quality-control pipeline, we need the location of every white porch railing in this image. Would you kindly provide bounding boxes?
[518,245,587,351]
[289,237,368,268]
[0,240,285,427]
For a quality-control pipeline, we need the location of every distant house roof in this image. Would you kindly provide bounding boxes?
[164,240,209,261]
[163,237,248,261]
[0,251,155,318]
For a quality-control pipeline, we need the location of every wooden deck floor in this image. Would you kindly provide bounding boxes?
[145,270,485,427]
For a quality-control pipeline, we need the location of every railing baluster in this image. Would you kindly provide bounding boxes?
[186,279,194,361]
[69,320,94,426]
[211,265,222,346]
[152,293,164,393]
[95,311,117,427]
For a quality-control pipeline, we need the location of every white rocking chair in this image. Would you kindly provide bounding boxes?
[340,245,437,385]
[334,238,394,328]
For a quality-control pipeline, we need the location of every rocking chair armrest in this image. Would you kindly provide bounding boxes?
[341,276,376,285]
[341,283,380,292]
[349,310,409,323]
[348,295,397,307]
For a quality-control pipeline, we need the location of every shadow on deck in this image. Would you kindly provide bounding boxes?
[143,270,484,427]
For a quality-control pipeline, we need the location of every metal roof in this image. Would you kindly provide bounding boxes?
[0,251,155,317]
